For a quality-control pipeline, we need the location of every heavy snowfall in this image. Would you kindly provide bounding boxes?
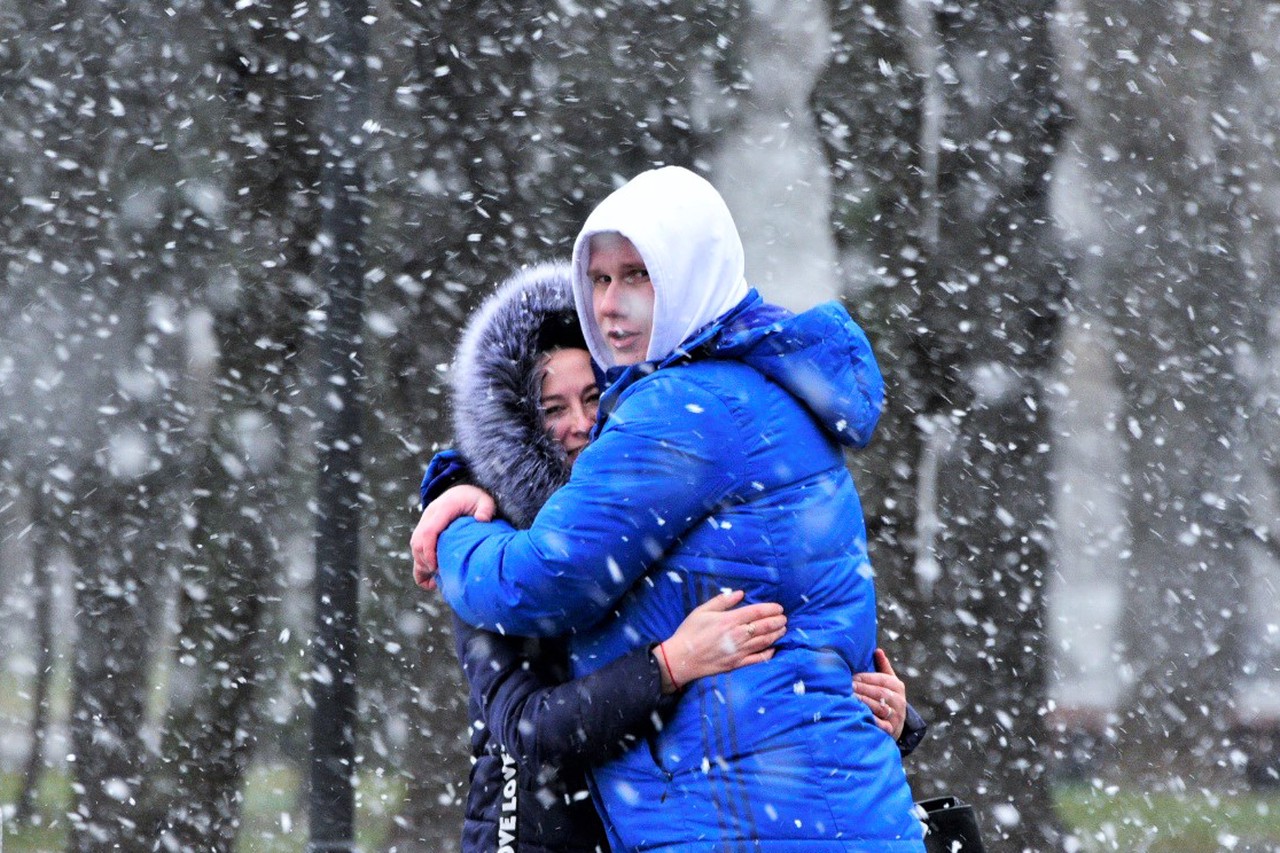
[0,1,1277,851]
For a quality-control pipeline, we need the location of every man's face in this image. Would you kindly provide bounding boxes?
[588,233,655,366]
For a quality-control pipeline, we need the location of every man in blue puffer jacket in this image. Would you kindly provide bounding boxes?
[416,166,925,851]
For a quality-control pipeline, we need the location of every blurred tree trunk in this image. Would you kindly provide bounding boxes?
[143,1,320,848]
[821,1,1068,847]
[535,1,742,231]
[8,3,200,850]
[909,4,1067,847]
[67,496,169,853]
[386,0,555,294]
[14,489,55,826]
[1221,8,1280,650]
[1063,0,1269,786]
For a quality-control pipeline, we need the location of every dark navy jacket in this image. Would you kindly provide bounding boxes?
[452,616,673,853]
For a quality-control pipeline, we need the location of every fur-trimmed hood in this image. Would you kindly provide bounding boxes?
[450,264,577,529]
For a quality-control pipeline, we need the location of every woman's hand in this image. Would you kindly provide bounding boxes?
[410,485,496,590]
[653,590,786,694]
[854,648,908,740]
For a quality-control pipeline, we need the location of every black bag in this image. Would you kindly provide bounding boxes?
[916,795,986,853]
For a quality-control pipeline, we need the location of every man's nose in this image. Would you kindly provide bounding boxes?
[597,281,622,316]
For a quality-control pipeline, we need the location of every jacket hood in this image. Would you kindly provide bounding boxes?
[702,295,886,448]
[571,166,750,369]
[450,264,576,529]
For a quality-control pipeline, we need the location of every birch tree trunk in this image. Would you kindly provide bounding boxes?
[709,0,840,311]
[1062,0,1276,786]
[13,490,55,827]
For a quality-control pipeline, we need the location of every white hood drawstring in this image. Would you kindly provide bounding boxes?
[570,166,750,369]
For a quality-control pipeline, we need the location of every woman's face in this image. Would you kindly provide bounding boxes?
[539,347,599,468]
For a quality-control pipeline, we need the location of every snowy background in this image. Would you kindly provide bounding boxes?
[1,0,1278,851]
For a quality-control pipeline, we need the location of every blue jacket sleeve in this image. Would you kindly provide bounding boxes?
[436,375,745,635]
[454,616,674,766]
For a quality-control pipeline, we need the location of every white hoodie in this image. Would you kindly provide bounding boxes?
[570,166,750,369]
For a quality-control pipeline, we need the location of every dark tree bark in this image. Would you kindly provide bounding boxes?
[816,0,931,654]
[536,0,746,226]
[308,0,371,847]
[908,5,1069,847]
[66,486,170,853]
[821,1,1069,848]
[375,4,553,845]
[144,1,321,849]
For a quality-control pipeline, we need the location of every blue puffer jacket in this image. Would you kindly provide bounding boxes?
[437,289,924,852]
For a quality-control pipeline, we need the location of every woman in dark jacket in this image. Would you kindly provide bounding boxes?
[419,263,922,852]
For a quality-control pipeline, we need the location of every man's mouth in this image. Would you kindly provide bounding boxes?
[607,329,638,349]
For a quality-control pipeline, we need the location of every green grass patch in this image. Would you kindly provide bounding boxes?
[237,763,404,852]
[1,764,404,852]
[7,770,1276,852]
[1056,783,1280,852]
[0,766,73,851]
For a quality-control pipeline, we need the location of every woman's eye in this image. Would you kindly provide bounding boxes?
[542,405,564,418]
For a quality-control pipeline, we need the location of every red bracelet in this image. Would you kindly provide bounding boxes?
[658,642,679,691]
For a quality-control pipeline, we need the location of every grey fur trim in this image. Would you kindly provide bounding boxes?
[450,263,577,529]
